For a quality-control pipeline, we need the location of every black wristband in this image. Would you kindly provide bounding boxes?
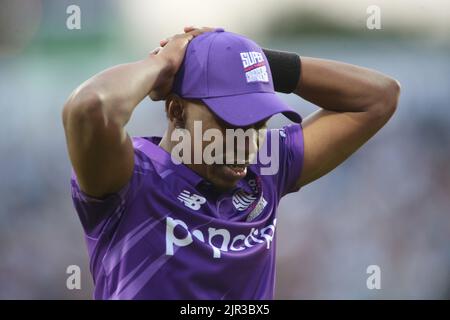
[262,48,301,94]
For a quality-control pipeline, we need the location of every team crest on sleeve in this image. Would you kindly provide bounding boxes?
[240,51,269,83]
[232,190,257,211]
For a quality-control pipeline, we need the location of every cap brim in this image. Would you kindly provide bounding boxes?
[201,92,302,127]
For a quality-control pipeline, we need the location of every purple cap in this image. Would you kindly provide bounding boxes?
[172,28,302,127]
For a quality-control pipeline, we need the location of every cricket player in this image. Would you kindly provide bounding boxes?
[62,26,400,299]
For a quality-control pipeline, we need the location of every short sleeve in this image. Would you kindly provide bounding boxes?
[257,124,304,198]
[70,145,151,239]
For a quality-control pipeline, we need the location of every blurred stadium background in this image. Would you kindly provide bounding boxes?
[0,0,449,299]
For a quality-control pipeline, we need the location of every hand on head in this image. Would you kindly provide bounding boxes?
[149,26,215,101]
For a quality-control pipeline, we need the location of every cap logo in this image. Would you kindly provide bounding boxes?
[240,51,269,83]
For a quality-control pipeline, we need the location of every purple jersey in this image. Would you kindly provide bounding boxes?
[70,124,304,299]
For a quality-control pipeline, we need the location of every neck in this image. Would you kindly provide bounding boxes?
[158,129,174,154]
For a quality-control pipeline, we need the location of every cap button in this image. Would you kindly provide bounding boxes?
[214,28,225,33]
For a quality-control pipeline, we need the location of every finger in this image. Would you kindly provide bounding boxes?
[200,26,215,32]
[164,27,214,47]
[183,26,196,33]
[172,32,194,42]
[200,26,216,32]
[150,47,162,55]
[188,26,215,37]
[185,26,214,33]
[159,39,169,47]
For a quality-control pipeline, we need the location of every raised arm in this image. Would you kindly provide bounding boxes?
[295,57,401,188]
[62,27,211,198]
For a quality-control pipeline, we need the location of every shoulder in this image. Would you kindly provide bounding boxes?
[252,124,304,196]
[254,124,303,168]
[131,136,162,168]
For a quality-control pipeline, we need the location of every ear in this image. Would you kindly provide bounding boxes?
[165,94,186,128]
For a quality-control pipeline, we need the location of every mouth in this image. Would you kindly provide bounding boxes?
[218,163,248,179]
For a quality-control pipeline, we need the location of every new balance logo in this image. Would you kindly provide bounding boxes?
[177,190,206,211]
[232,190,257,211]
